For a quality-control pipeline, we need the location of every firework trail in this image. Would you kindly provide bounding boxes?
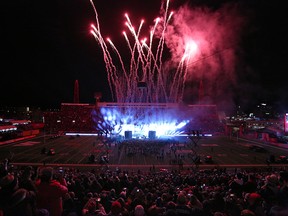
[90,0,194,104]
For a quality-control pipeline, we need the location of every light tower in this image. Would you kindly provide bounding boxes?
[285,113,288,134]
[198,79,204,103]
[74,80,79,103]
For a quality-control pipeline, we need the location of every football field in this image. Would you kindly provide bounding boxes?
[1,134,288,172]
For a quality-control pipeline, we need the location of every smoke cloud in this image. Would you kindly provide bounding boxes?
[160,1,247,111]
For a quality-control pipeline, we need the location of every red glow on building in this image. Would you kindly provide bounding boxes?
[285,113,288,133]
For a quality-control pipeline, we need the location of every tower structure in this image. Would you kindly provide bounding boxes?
[285,113,288,134]
[198,79,204,103]
[74,80,79,103]
[94,92,102,105]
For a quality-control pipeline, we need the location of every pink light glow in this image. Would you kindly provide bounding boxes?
[89,0,245,105]
[183,39,198,60]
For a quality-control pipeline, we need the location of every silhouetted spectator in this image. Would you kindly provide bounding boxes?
[82,197,106,215]
[134,204,145,216]
[277,171,288,208]
[268,205,288,216]
[107,200,122,216]
[244,193,265,216]
[240,209,255,216]
[229,173,244,197]
[259,174,279,213]
[19,166,37,192]
[174,192,193,216]
[35,167,68,216]
[0,173,48,216]
[164,201,178,216]
[242,173,258,193]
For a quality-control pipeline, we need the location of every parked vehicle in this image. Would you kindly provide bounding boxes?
[47,148,56,155]
[275,155,288,164]
[204,155,213,163]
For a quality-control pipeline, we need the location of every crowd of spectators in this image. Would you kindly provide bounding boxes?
[1,159,288,216]
[118,139,175,158]
[116,139,190,166]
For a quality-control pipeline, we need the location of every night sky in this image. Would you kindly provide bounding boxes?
[1,0,288,113]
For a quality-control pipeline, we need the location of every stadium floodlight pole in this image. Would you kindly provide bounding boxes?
[188,130,201,147]
[187,129,202,167]
[43,118,45,144]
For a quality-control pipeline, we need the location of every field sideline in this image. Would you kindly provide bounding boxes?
[1,134,288,172]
